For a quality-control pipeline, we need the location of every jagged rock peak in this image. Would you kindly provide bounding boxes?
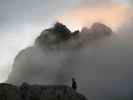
[35,22,72,46]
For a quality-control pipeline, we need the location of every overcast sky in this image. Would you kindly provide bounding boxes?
[0,0,131,82]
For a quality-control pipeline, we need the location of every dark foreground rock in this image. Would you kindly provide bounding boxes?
[0,83,87,100]
[0,83,21,100]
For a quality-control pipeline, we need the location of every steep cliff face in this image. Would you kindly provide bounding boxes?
[0,83,87,100]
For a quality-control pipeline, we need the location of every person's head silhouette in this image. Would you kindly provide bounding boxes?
[72,78,75,82]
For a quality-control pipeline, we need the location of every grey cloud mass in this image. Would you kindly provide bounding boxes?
[9,22,133,100]
[7,19,133,100]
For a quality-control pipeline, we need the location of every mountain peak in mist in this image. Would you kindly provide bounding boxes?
[35,22,112,48]
[35,22,72,46]
[91,22,112,35]
[7,21,113,85]
[81,22,112,37]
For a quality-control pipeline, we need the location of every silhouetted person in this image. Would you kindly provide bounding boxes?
[72,78,77,91]
[20,82,29,100]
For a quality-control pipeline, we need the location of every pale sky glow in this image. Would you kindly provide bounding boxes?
[0,0,132,82]
[57,0,132,31]
[118,0,129,4]
[0,25,40,82]
[57,4,129,31]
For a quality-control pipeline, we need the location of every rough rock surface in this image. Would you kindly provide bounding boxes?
[0,83,87,100]
[35,22,72,46]
[0,83,21,100]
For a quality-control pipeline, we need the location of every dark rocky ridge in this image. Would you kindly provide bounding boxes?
[35,22,72,47]
[35,22,112,49]
[0,83,87,100]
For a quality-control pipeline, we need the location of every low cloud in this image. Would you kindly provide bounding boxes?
[7,21,133,100]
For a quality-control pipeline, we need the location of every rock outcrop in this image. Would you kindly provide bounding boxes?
[0,83,87,100]
[81,22,112,38]
[35,22,112,49]
[35,22,72,46]
[7,22,113,85]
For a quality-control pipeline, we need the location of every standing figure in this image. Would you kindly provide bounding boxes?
[72,78,77,91]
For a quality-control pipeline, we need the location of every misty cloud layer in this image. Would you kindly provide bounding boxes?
[7,21,133,100]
